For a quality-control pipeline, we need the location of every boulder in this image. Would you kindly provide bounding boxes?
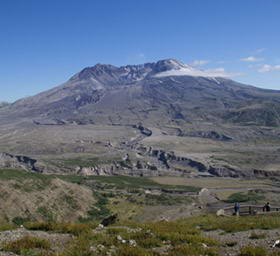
[216,209,226,216]
[101,213,118,227]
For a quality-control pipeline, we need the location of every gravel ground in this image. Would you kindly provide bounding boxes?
[204,229,280,255]
[0,227,73,254]
[0,252,18,256]
[1,226,280,255]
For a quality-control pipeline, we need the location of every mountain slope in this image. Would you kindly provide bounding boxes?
[1,59,280,177]
[1,59,280,127]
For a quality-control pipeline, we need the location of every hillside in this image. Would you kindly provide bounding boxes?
[0,168,280,256]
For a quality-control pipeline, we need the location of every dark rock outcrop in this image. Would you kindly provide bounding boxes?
[182,131,233,141]
[133,124,152,136]
[101,214,118,227]
[0,153,44,173]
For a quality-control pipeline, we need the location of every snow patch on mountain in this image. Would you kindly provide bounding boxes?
[154,64,242,78]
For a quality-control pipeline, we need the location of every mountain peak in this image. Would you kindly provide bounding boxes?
[154,59,187,71]
[69,58,232,86]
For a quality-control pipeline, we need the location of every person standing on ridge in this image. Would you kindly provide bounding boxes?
[263,202,271,212]
[234,202,240,216]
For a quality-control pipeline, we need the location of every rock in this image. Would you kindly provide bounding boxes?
[122,154,130,162]
[97,224,104,229]
[159,216,169,222]
[0,152,43,173]
[97,244,105,250]
[272,240,280,248]
[182,130,233,141]
[90,244,105,252]
[216,209,226,216]
[89,246,97,252]
[133,124,152,136]
[101,214,118,227]
[129,240,137,247]
[163,240,171,245]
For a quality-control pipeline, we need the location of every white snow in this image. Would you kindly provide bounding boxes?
[154,63,241,79]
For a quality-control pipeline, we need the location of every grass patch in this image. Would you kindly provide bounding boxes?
[0,169,52,191]
[79,192,111,223]
[240,245,268,256]
[58,174,200,192]
[36,207,56,222]
[25,222,96,235]
[249,232,267,239]
[167,244,219,256]
[2,236,51,255]
[0,222,16,231]
[0,168,200,193]
[177,214,280,233]
[114,245,159,256]
[18,214,280,256]
[144,194,192,206]
[225,191,265,203]
[61,194,80,210]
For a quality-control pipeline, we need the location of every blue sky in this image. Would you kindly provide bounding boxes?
[0,0,280,102]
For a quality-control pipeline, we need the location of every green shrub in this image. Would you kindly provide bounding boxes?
[12,217,32,226]
[36,207,55,222]
[62,194,80,210]
[79,192,111,222]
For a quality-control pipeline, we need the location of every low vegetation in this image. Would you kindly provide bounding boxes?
[0,168,199,193]
[1,168,280,255]
[79,192,111,222]
[2,236,51,255]
[179,214,280,233]
[239,246,268,256]
[225,191,265,203]
[0,214,280,255]
[0,168,199,224]
[25,222,97,235]
[0,222,16,231]
[249,232,267,240]
[57,174,200,192]
[0,168,52,191]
